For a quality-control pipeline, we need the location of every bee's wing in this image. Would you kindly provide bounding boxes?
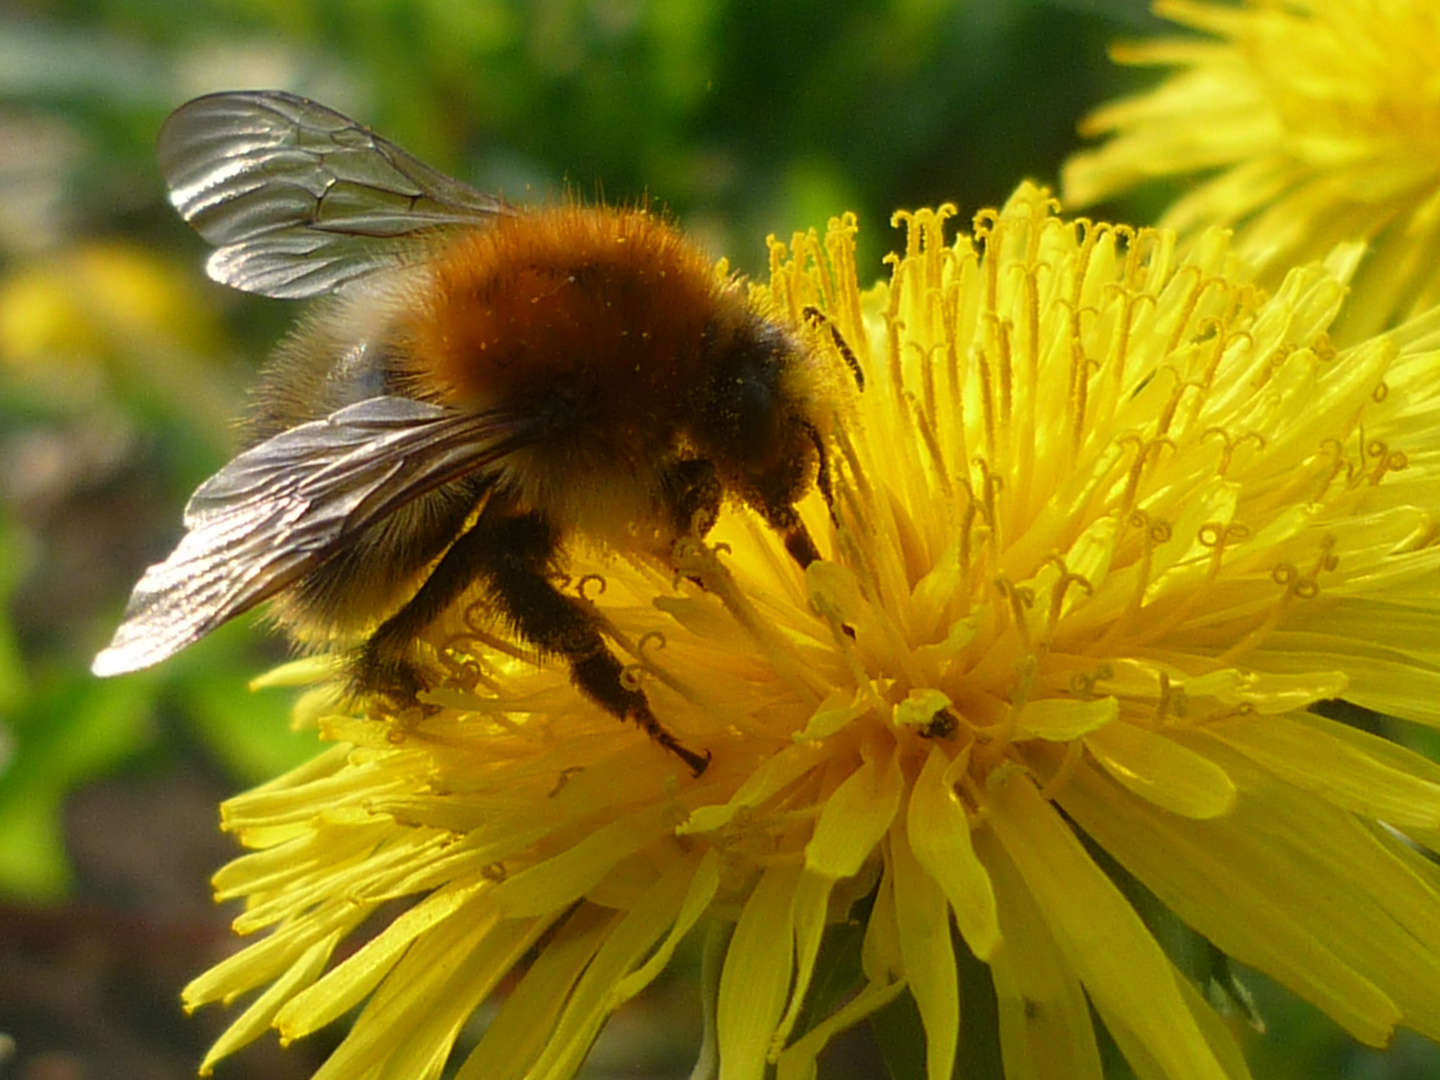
[92,396,533,677]
[159,90,515,299]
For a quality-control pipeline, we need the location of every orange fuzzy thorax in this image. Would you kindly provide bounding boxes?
[404,205,749,423]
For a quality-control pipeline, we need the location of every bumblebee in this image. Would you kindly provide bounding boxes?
[94,91,852,773]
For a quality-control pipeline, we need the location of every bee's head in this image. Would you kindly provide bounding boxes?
[693,314,825,533]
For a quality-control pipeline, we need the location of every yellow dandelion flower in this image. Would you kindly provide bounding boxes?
[1062,0,1440,340]
[187,183,1440,1080]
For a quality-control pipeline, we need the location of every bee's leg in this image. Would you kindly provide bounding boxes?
[778,424,828,568]
[659,458,721,536]
[480,510,710,775]
[357,507,710,775]
[801,305,865,390]
[782,519,820,569]
[349,529,491,706]
[657,458,725,590]
[747,475,821,569]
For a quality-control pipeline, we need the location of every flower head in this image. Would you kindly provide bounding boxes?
[189,184,1440,1080]
[1063,0,1440,340]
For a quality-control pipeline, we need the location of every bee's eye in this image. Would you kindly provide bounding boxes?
[728,374,782,473]
[700,319,798,475]
[700,356,785,475]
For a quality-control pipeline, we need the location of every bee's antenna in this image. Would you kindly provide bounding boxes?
[803,306,864,391]
[801,418,837,527]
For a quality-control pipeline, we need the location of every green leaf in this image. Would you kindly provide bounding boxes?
[0,674,155,899]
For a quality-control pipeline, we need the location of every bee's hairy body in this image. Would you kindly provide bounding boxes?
[94,92,842,776]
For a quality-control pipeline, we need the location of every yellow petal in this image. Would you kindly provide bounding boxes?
[718,862,801,1080]
[772,870,839,1055]
[528,858,705,1080]
[457,905,617,1080]
[973,828,1105,1080]
[1205,712,1440,826]
[1059,759,1403,1046]
[1017,696,1119,740]
[680,742,826,834]
[861,858,904,984]
[907,745,1001,960]
[196,932,338,1074]
[1085,722,1237,818]
[775,979,908,1080]
[805,741,902,879]
[321,904,513,1080]
[889,815,959,1080]
[985,772,1232,1080]
[489,808,672,917]
[613,849,721,1004]
[278,881,496,1038]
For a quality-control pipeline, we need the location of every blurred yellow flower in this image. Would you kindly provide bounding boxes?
[1063,0,1440,341]
[187,184,1440,1080]
[0,243,220,370]
[0,241,234,429]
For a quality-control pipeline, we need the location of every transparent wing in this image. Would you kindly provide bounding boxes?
[158,90,515,299]
[92,396,535,676]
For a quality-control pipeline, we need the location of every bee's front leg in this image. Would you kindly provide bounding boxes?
[355,503,710,775]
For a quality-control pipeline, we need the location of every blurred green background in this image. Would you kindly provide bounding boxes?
[0,1,1435,1078]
